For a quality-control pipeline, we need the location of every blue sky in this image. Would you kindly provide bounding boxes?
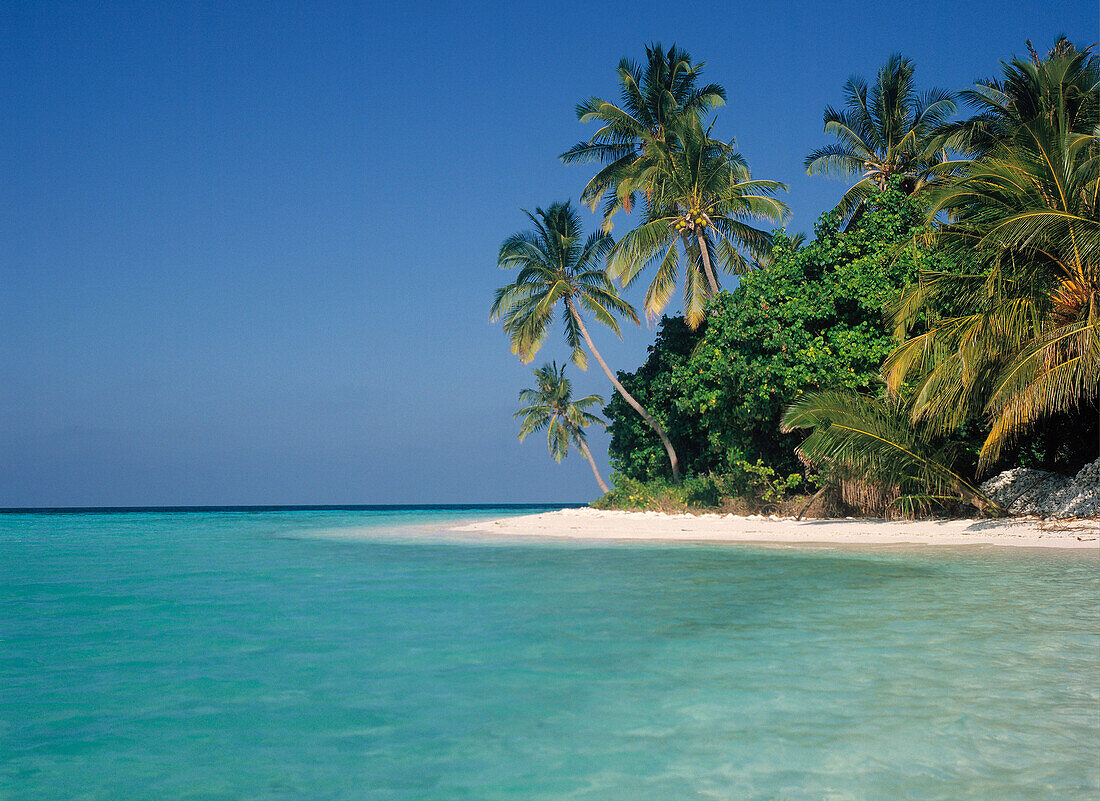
[1,0,1095,505]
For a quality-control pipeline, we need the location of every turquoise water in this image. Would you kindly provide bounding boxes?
[1,509,1097,800]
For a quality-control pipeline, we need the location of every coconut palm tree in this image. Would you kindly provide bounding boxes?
[516,362,609,493]
[886,84,1099,471]
[937,38,1098,157]
[608,115,788,328]
[490,202,682,480]
[560,42,725,227]
[804,54,956,223]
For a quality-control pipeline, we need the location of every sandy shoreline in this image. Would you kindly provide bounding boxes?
[453,507,1100,549]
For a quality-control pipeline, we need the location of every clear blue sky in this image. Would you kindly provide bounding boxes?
[2,0,1095,506]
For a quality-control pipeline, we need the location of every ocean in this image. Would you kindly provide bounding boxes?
[1,507,1097,800]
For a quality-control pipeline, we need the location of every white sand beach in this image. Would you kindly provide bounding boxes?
[455,507,1100,549]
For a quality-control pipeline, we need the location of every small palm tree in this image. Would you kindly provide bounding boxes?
[781,390,1002,517]
[609,115,788,327]
[804,54,956,223]
[491,201,682,480]
[561,42,725,226]
[516,362,609,493]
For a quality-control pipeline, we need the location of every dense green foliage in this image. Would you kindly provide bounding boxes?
[788,39,1098,513]
[888,43,1100,471]
[590,466,807,512]
[605,183,933,484]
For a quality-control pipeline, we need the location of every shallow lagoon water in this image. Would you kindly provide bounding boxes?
[1,509,1097,800]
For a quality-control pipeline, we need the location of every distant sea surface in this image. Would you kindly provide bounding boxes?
[1,507,1097,800]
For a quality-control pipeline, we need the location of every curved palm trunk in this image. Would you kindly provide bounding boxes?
[796,483,831,521]
[576,436,610,494]
[956,480,1007,518]
[566,298,682,482]
[695,228,721,295]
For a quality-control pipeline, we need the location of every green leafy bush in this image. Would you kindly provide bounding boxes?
[605,184,938,484]
[729,460,808,505]
[591,473,735,511]
[592,464,819,514]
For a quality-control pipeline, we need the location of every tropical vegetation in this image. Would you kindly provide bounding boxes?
[602,183,941,511]
[804,54,955,225]
[607,114,789,328]
[888,40,1100,471]
[492,39,1098,516]
[560,43,725,226]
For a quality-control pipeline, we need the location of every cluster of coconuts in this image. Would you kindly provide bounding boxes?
[674,211,708,232]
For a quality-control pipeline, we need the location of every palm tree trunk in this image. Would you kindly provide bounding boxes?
[576,437,610,494]
[695,228,721,295]
[796,483,831,521]
[566,298,681,482]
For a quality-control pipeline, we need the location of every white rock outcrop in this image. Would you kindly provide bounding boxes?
[980,457,1100,519]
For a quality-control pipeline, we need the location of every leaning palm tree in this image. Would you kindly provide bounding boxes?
[516,362,609,493]
[804,54,956,223]
[490,202,682,480]
[887,104,1100,471]
[608,115,788,327]
[560,42,725,227]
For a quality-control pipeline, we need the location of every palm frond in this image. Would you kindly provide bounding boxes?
[807,54,955,215]
[781,391,1002,516]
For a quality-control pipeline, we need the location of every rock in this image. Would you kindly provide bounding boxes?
[980,458,1100,519]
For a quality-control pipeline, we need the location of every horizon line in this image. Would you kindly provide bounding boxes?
[0,503,586,515]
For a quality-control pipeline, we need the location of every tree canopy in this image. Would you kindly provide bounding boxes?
[605,183,929,483]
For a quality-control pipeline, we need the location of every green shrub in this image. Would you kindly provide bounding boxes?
[592,466,818,514]
[728,459,808,505]
[604,184,938,482]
